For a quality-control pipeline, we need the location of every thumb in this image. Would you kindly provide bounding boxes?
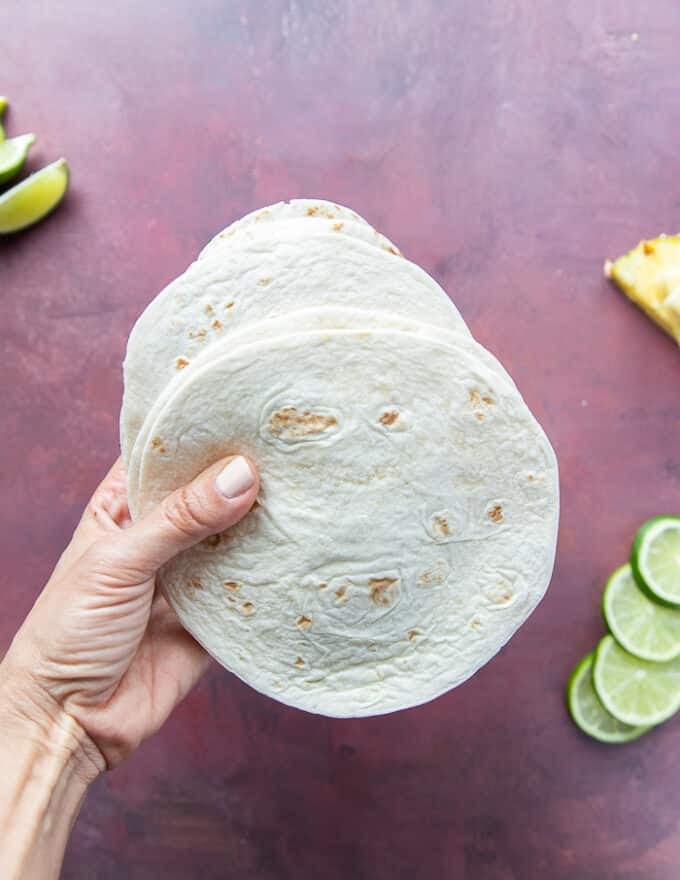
[117,455,259,575]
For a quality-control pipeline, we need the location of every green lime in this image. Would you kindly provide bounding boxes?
[593,634,680,726]
[603,563,680,662]
[0,96,7,143]
[0,133,35,186]
[567,651,650,743]
[0,158,69,234]
[631,516,680,607]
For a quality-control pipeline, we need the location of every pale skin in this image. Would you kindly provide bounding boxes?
[0,455,259,880]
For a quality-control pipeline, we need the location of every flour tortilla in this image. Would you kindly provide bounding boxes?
[132,328,559,718]
[126,306,516,510]
[199,198,401,259]
[121,229,469,463]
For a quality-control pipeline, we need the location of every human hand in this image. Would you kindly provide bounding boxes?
[0,454,258,771]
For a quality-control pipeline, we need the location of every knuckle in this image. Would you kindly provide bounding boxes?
[85,483,128,531]
[162,486,213,538]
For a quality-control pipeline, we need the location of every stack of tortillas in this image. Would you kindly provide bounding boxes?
[122,199,559,717]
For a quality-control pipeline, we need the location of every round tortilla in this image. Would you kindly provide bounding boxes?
[126,306,514,508]
[131,328,559,717]
[199,198,400,259]
[121,228,469,463]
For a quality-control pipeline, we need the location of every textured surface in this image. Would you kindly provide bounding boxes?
[1,0,680,877]
[120,212,468,463]
[133,328,557,716]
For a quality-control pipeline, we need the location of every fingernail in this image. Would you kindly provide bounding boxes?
[215,457,254,499]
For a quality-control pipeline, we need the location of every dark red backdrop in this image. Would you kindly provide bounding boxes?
[2,2,680,878]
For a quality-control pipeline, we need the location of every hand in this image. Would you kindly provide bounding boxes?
[0,454,258,771]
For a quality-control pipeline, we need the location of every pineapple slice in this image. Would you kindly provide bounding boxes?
[605,235,680,344]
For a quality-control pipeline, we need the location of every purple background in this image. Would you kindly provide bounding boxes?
[2,1,680,877]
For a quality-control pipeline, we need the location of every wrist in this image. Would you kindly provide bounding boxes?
[0,661,105,783]
[0,664,104,880]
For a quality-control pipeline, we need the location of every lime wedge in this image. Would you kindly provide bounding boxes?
[631,516,680,607]
[0,133,35,186]
[567,651,650,743]
[0,158,69,234]
[0,96,7,143]
[603,564,680,662]
[593,634,680,726]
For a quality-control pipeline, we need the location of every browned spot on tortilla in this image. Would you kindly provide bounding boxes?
[335,584,347,600]
[211,319,223,330]
[471,617,483,631]
[204,533,222,547]
[306,206,319,216]
[474,411,486,422]
[188,328,208,339]
[294,657,306,667]
[297,615,312,629]
[255,209,270,221]
[188,576,203,591]
[643,241,655,255]
[318,582,328,590]
[227,595,236,603]
[258,277,272,286]
[408,629,420,642]
[176,357,190,370]
[151,436,166,453]
[242,602,255,614]
[433,515,451,537]
[224,581,240,592]
[269,407,337,439]
[225,301,235,310]
[501,591,513,603]
[204,303,214,315]
[487,504,504,524]
[332,222,344,232]
[471,390,494,408]
[418,568,445,587]
[385,245,402,256]
[379,410,399,426]
[369,577,397,606]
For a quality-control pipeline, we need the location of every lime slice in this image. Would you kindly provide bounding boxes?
[631,516,680,607]
[593,634,680,726]
[0,133,35,186]
[0,96,7,143]
[567,651,650,743]
[0,158,69,234]
[603,564,680,662]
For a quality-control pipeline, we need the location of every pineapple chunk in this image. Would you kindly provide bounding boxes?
[605,235,680,344]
